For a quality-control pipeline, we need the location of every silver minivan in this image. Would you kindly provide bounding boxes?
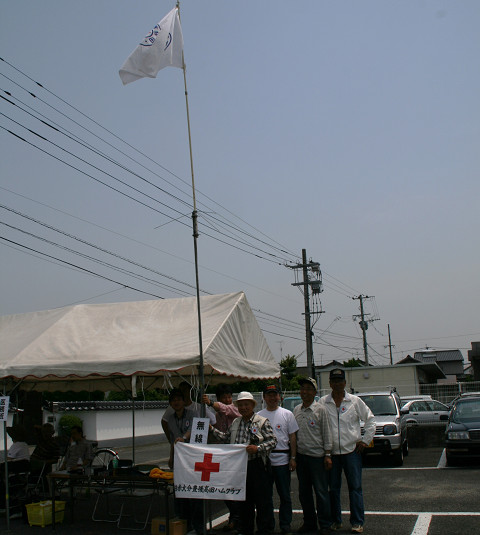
[358,389,408,466]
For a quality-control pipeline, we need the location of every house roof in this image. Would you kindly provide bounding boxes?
[396,355,420,365]
[413,349,464,362]
[317,360,445,380]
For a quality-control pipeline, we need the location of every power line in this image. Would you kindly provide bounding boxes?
[0,185,299,305]
[0,58,374,337]
[2,86,296,265]
[1,61,363,295]
[1,220,193,297]
[0,62,300,264]
[0,203,206,295]
[0,121,292,265]
[0,236,166,300]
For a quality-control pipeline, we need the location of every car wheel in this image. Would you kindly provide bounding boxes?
[393,446,404,466]
[403,439,409,457]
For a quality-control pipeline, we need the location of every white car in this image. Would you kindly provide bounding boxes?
[402,399,450,426]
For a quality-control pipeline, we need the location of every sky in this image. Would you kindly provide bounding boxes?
[1,1,479,371]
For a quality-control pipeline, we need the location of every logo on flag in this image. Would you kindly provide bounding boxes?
[141,25,162,47]
[174,442,247,500]
[119,7,184,85]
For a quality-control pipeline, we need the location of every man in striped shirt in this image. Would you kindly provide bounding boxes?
[211,391,277,535]
[293,377,333,535]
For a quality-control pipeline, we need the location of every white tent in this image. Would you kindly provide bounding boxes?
[0,292,279,391]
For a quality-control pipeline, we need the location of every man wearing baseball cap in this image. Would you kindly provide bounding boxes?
[210,391,277,535]
[293,377,333,535]
[320,368,375,534]
[258,385,299,535]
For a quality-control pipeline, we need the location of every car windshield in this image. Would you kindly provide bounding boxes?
[283,397,302,412]
[452,399,480,423]
[282,396,319,412]
[360,395,397,415]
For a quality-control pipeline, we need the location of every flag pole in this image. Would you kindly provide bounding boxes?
[176,2,206,419]
[177,4,208,532]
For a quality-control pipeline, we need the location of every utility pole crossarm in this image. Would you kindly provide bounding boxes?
[287,249,323,381]
[352,294,369,366]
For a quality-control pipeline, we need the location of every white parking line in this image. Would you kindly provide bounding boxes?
[286,509,480,535]
[212,509,480,534]
[365,466,442,470]
[209,513,229,528]
[411,513,432,535]
[437,448,447,468]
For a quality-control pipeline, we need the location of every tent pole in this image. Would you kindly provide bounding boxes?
[132,396,135,465]
[131,376,136,466]
[3,381,11,532]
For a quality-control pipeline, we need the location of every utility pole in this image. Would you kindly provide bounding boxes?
[277,341,284,361]
[387,324,394,365]
[353,294,370,365]
[287,249,323,380]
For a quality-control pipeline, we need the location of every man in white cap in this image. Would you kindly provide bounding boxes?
[210,391,277,535]
[293,377,333,535]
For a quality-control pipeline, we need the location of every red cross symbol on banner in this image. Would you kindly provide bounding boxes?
[194,453,220,481]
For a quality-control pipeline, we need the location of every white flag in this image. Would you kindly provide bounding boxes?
[174,442,247,500]
[119,7,183,85]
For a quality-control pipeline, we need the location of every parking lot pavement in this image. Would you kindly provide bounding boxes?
[3,446,480,534]
[363,446,445,469]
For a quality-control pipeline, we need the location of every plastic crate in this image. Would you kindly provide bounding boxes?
[26,500,66,527]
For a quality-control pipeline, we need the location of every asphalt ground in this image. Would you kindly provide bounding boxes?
[2,444,480,535]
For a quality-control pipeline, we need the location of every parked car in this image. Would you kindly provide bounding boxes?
[401,399,450,426]
[450,392,480,407]
[282,395,320,412]
[445,395,480,466]
[400,395,432,406]
[358,389,408,466]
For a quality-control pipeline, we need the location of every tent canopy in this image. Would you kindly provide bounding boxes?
[0,292,279,391]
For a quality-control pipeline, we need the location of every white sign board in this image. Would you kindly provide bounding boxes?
[0,396,10,422]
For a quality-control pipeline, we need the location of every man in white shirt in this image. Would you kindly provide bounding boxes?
[320,368,375,534]
[258,385,299,535]
[7,426,30,461]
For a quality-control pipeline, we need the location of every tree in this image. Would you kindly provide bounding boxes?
[280,355,298,380]
[343,358,363,368]
[280,355,300,391]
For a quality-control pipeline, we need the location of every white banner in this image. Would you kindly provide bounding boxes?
[174,442,247,500]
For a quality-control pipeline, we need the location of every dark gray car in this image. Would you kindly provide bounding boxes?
[445,395,480,466]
